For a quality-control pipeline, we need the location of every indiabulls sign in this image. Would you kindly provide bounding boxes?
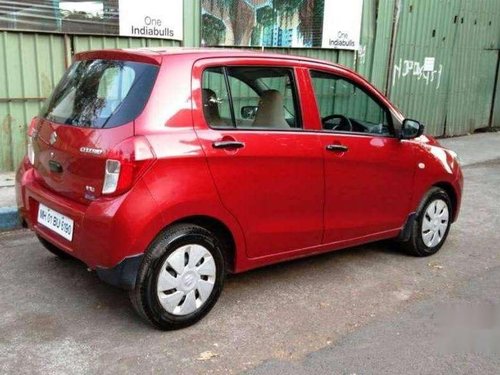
[321,0,363,51]
[119,0,183,40]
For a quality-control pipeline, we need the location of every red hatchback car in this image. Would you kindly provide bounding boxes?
[16,48,463,330]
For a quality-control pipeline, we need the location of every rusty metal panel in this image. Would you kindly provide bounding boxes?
[1,0,500,171]
[0,31,66,172]
[492,56,500,128]
[388,0,461,136]
[370,0,397,92]
[0,32,181,171]
[444,0,500,135]
[183,0,201,47]
[388,0,500,136]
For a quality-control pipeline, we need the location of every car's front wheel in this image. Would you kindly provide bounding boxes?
[130,223,226,330]
[401,187,452,256]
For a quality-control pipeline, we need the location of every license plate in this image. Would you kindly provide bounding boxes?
[37,203,74,241]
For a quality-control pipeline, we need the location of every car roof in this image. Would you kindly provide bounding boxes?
[74,47,350,72]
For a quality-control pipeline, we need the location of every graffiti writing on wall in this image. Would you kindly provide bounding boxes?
[393,58,443,89]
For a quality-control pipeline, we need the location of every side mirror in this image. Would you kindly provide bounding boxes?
[241,106,258,120]
[400,119,424,139]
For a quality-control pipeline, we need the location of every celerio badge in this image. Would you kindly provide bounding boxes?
[80,147,104,155]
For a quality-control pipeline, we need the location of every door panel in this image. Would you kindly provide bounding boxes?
[308,69,416,243]
[193,62,324,258]
[197,129,324,258]
[320,134,415,242]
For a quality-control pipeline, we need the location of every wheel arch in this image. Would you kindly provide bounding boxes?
[432,181,458,222]
[168,215,237,273]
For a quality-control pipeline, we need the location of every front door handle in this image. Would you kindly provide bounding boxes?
[326,144,349,152]
[212,141,245,149]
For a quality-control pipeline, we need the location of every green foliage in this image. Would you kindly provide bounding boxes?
[256,6,274,27]
[61,11,103,21]
[273,0,304,16]
[202,13,226,46]
[250,26,261,46]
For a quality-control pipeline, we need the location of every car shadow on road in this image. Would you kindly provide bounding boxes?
[28,237,410,332]
[225,239,409,282]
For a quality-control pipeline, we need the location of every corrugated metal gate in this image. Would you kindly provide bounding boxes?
[0,32,179,171]
[225,0,500,138]
[0,0,499,171]
[443,0,499,135]
[388,0,500,136]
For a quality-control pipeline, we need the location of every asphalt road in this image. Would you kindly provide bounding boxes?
[1,159,499,374]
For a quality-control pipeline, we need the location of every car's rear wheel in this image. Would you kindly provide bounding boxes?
[37,234,73,259]
[401,187,452,256]
[130,223,226,330]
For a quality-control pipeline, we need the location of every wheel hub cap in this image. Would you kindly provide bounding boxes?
[181,271,198,291]
[156,244,216,316]
[421,199,449,247]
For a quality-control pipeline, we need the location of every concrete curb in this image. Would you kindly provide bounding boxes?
[0,207,20,231]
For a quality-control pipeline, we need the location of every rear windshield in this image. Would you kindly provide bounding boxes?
[40,59,159,128]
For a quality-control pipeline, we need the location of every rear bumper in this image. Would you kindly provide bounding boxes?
[16,158,157,274]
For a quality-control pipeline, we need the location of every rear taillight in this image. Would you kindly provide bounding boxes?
[27,118,38,165]
[102,160,121,194]
[27,136,35,165]
[102,136,156,196]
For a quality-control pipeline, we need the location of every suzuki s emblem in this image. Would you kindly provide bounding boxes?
[49,131,57,145]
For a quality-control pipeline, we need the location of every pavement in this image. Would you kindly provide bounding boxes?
[247,265,500,375]
[0,172,17,230]
[0,132,499,374]
[440,131,500,166]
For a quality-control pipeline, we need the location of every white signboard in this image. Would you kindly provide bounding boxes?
[119,0,183,40]
[423,57,436,72]
[322,0,363,50]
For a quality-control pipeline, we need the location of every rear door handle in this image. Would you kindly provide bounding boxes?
[326,144,349,152]
[212,141,245,149]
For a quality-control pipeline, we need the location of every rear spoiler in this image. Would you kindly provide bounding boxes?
[75,49,162,66]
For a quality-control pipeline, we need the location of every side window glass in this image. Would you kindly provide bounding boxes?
[226,67,300,130]
[310,71,392,136]
[226,75,260,128]
[201,66,301,130]
[258,75,297,124]
[97,66,135,117]
[201,68,233,128]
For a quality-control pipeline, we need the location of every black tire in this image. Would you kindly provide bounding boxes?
[37,234,73,259]
[130,223,226,330]
[400,187,452,257]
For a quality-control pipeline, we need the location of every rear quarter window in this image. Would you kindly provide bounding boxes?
[40,59,159,128]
